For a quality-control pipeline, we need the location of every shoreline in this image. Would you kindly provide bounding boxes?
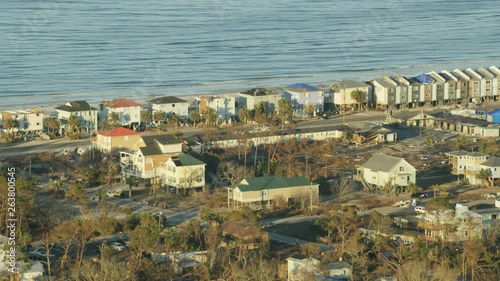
[3,62,500,113]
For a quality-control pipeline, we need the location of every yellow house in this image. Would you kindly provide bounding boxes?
[92,127,141,155]
[227,176,319,208]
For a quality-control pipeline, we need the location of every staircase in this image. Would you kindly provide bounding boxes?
[355,174,373,192]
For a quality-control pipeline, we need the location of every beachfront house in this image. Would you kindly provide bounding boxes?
[55,100,98,133]
[148,96,190,120]
[282,83,325,117]
[330,80,370,112]
[0,109,44,133]
[99,98,142,128]
[91,127,142,155]
[196,95,237,123]
[226,176,319,209]
[357,154,416,191]
[445,151,499,187]
[369,76,398,110]
[238,88,283,113]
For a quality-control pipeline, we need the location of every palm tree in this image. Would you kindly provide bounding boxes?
[2,117,19,131]
[108,112,120,128]
[431,184,445,197]
[141,110,153,130]
[189,110,201,126]
[476,168,490,188]
[407,182,423,198]
[350,89,367,112]
[67,114,81,140]
[304,103,316,117]
[238,108,250,124]
[203,107,217,127]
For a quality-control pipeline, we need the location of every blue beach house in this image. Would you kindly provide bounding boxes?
[486,108,500,124]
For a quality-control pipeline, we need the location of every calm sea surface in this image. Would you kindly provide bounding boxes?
[1,0,500,109]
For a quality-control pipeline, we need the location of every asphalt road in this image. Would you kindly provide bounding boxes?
[0,112,386,160]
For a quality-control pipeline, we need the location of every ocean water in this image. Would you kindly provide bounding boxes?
[1,0,500,109]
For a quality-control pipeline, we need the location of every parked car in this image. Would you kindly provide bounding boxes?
[110,242,126,251]
[29,248,55,260]
[483,193,497,199]
[262,222,276,229]
[415,206,426,213]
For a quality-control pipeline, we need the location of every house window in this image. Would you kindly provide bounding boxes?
[389,96,394,100]
[124,136,129,141]
[172,104,175,107]
[486,80,491,84]
[36,122,40,125]
[261,190,268,197]
[438,92,442,96]
[399,167,404,172]
[437,85,443,89]
[474,81,479,85]
[465,230,468,237]
[401,95,406,99]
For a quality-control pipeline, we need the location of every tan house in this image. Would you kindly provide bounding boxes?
[91,127,141,155]
[121,134,183,180]
[120,134,206,187]
[227,176,319,208]
[445,151,497,186]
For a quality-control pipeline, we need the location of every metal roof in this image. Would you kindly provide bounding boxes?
[362,154,412,173]
[232,176,315,192]
[481,156,500,167]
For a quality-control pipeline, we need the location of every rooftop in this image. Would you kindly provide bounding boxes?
[332,80,368,89]
[148,96,188,104]
[139,134,181,156]
[232,175,315,192]
[362,154,410,173]
[55,101,97,112]
[284,83,319,92]
[239,88,282,96]
[481,156,500,167]
[169,153,205,166]
[108,98,141,108]
[372,77,396,88]
[99,127,140,137]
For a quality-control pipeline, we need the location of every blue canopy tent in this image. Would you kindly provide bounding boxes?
[412,74,434,84]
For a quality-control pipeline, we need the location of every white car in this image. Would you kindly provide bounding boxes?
[415,206,426,213]
[110,242,126,251]
[262,222,276,229]
[483,194,497,199]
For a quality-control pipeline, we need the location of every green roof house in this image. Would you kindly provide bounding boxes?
[227,176,319,208]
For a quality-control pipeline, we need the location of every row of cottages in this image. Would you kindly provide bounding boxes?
[416,203,483,243]
[206,124,397,151]
[370,66,500,110]
[392,111,500,137]
[91,128,206,189]
[356,154,417,192]
[0,109,44,133]
[226,176,320,209]
[445,151,500,187]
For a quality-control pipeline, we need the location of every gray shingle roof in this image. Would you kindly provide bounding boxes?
[333,80,369,89]
[148,96,188,104]
[372,77,395,88]
[481,156,500,167]
[139,134,181,156]
[233,176,315,192]
[362,154,405,173]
